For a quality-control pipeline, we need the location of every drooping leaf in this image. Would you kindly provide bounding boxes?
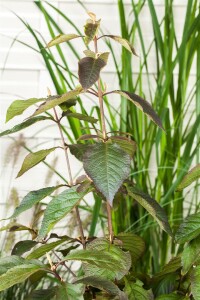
[55,282,84,300]
[6,98,46,122]
[78,56,107,90]
[7,185,63,219]
[101,35,138,56]
[38,187,86,240]
[62,110,98,123]
[110,136,137,158]
[17,148,57,178]
[112,91,164,130]
[190,265,200,300]
[0,260,46,291]
[46,34,81,48]
[124,279,154,300]
[84,19,100,45]
[126,185,173,236]
[78,134,100,141]
[176,164,200,191]
[31,88,82,117]
[154,256,181,281]
[0,255,25,275]
[116,232,145,263]
[175,212,200,244]
[11,240,37,256]
[181,236,200,275]
[0,222,37,239]
[68,144,89,161]
[0,116,51,137]
[74,276,122,296]
[83,143,131,206]
[57,244,80,257]
[156,293,187,300]
[82,238,131,280]
[26,237,70,259]
[27,287,57,300]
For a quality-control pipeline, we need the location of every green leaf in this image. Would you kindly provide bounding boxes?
[102,35,137,56]
[27,288,57,300]
[11,240,37,256]
[190,265,200,300]
[175,212,200,244]
[83,49,96,58]
[156,293,186,300]
[116,232,145,263]
[6,98,46,122]
[31,88,81,117]
[55,283,84,300]
[0,222,37,239]
[110,136,137,158]
[176,164,200,191]
[74,276,123,296]
[126,185,173,236]
[82,238,131,280]
[7,185,63,219]
[0,261,46,292]
[17,148,57,178]
[78,56,107,90]
[154,256,181,280]
[68,144,89,161]
[46,34,81,48]
[83,143,131,206]
[38,187,86,240]
[181,236,200,275]
[0,255,25,275]
[84,19,100,45]
[26,237,70,259]
[0,116,50,137]
[112,91,164,130]
[124,279,154,300]
[62,110,98,123]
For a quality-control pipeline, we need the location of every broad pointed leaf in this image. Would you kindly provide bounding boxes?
[7,185,63,219]
[17,147,57,178]
[190,265,200,300]
[83,143,131,205]
[84,19,100,45]
[62,110,98,123]
[6,98,46,122]
[112,91,164,130]
[12,240,37,256]
[55,283,84,300]
[27,288,57,300]
[154,256,181,280]
[38,187,86,240]
[0,256,25,275]
[78,56,107,90]
[0,116,50,137]
[126,185,173,236]
[0,261,46,291]
[31,88,81,117]
[117,232,145,263]
[46,34,81,48]
[177,164,200,191]
[110,136,137,157]
[83,49,96,58]
[181,236,200,275]
[175,212,200,244]
[68,144,89,161]
[124,279,154,300]
[102,35,137,56]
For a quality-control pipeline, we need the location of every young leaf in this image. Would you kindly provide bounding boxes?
[6,185,63,219]
[101,35,137,56]
[38,187,86,240]
[78,56,107,90]
[0,116,51,137]
[0,261,47,292]
[112,90,164,130]
[176,164,200,191]
[62,110,98,123]
[181,236,200,275]
[175,212,200,244]
[6,98,46,122]
[11,240,37,256]
[190,265,200,300]
[17,147,57,178]
[46,34,81,48]
[83,49,96,58]
[31,88,81,117]
[116,232,145,263]
[84,19,100,45]
[126,185,173,236]
[82,238,131,281]
[124,279,154,300]
[110,136,137,157]
[83,142,131,206]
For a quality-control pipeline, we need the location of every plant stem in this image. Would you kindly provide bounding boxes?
[53,250,77,277]
[106,202,114,243]
[52,105,85,249]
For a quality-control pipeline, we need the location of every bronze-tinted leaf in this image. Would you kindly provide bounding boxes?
[84,19,100,45]
[46,34,81,48]
[101,35,138,56]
